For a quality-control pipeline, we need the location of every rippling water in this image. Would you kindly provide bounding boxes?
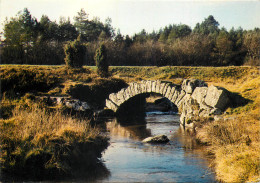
[98,114,217,182]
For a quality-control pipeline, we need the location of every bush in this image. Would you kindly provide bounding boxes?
[95,43,109,77]
[64,37,86,68]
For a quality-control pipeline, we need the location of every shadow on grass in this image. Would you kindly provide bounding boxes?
[0,142,111,182]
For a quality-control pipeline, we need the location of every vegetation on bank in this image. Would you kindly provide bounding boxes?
[0,66,125,180]
[0,98,108,180]
[0,65,259,182]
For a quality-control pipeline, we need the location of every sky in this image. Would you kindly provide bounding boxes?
[0,0,259,36]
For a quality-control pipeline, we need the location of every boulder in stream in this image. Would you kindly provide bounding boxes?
[142,135,169,143]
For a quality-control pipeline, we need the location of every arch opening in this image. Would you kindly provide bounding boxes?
[145,93,178,114]
[115,92,178,123]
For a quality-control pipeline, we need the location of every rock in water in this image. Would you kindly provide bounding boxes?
[142,135,169,143]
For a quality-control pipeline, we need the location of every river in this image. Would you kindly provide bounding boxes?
[96,112,217,182]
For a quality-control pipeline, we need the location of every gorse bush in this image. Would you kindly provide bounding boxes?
[95,43,109,77]
[64,36,86,68]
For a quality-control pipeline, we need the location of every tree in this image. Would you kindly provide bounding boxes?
[95,43,109,77]
[104,17,115,38]
[74,8,88,37]
[193,15,219,35]
[98,30,108,41]
[4,8,38,47]
[213,28,233,65]
[133,29,148,43]
[74,9,113,42]
[243,29,260,65]
[64,35,86,68]
[168,24,192,42]
[58,17,78,42]
[3,8,38,64]
[38,15,59,42]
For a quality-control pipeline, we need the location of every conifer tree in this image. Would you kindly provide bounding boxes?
[64,35,86,68]
[95,43,109,77]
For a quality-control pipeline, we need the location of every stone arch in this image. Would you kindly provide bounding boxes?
[106,79,231,128]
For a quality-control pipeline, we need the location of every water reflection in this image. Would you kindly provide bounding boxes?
[106,118,151,140]
[99,114,217,182]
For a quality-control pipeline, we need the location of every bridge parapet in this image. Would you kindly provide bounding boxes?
[106,79,231,129]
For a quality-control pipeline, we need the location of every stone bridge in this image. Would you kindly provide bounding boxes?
[106,79,231,128]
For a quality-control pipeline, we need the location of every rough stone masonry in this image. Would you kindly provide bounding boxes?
[106,79,231,129]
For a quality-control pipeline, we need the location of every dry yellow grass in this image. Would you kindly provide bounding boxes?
[195,70,260,182]
[0,101,107,178]
[11,104,99,143]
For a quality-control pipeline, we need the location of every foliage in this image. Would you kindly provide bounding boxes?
[64,36,86,68]
[1,9,260,66]
[95,43,109,77]
[243,29,260,66]
[193,15,219,35]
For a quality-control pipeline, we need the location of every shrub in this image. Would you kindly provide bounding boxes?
[95,43,109,77]
[64,36,86,68]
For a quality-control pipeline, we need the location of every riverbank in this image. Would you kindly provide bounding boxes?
[0,98,109,181]
[0,66,118,180]
[0,65,259,182]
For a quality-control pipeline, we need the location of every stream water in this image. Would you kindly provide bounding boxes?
[96,113,217,182]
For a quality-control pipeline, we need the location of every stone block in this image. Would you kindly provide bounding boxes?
[151,81,156,92]
[171,89,180,104]
[165,86,172,99]
[178,94,191,110]
[205,85,230,111]
[117,89,126,105]
[129,83,136,95]
[191,87,208,104]
[155,80,161,93]
[146,81,152,92]
[159,83,166,94]
[126,87,133,98]
[176,90,186,107]
[106,99,118,112]
[134,83,142,94]
[123,88,131,101]
[182,79,207,94]
[141,82,147,93]
[109,93,119,105]
[168,87,176,100]
[162,83,170,96]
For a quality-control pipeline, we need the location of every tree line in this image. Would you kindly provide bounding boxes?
[1,8,259,66]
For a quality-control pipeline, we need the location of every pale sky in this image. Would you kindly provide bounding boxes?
[0,0,259,36]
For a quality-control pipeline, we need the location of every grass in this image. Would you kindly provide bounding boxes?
[195,72,260,182]
[0,100,108,180]
[0,64,259,182]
